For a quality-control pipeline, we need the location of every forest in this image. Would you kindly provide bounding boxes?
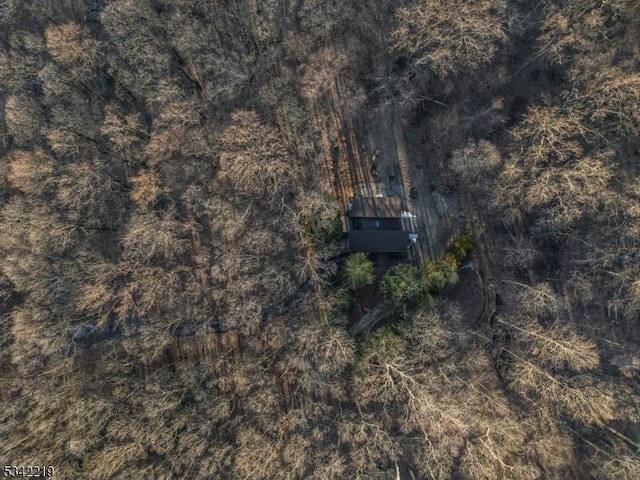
[0,0,638,478]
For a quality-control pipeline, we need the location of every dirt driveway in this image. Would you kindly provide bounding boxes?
[365,107,451,267]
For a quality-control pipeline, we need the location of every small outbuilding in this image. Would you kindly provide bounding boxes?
[347,196,413,253]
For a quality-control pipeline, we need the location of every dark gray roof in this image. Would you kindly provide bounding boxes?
[348,230,410,253]
[349,196,402,219]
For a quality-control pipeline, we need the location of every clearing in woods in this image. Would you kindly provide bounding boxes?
[312,76,450,268]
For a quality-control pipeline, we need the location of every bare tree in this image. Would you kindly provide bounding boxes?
[219,110,301,207]
[7,148,57,196]
[45,23,102,80]
[509,104,585,166]
[497,316,600,372]
[101,103,145,152]
[390,0,508,77]
[57,162,126,228]
[450,139,502,182]
[4,94,43,147]
[130,169,163,210]
[0,197,78,257]
[121,210,189,265]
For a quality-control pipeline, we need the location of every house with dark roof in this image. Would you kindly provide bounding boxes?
[347,196,415,253]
